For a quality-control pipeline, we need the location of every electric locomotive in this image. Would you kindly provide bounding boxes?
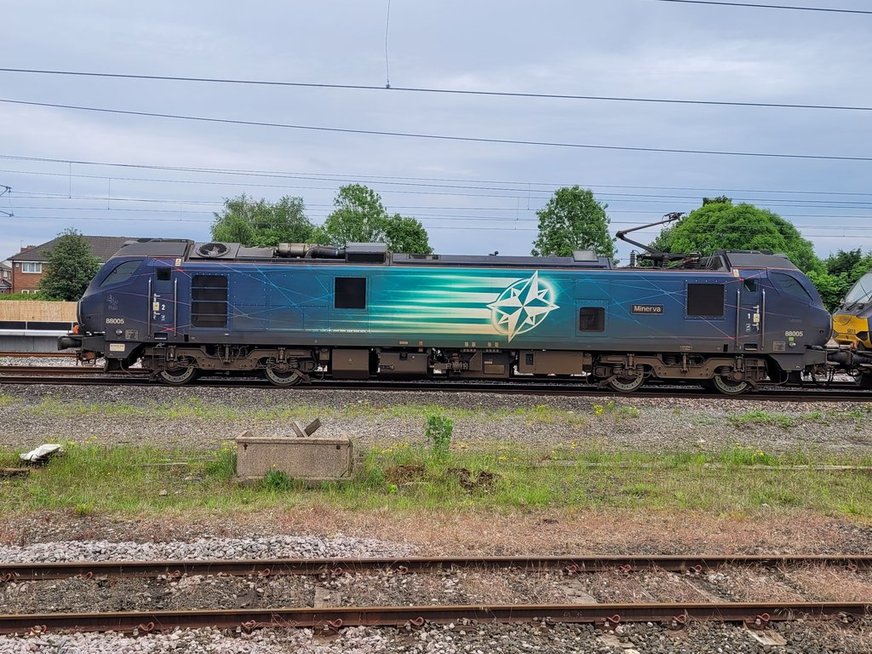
[58,237,832,394]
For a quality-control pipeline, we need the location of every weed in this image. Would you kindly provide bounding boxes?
[424,413,453,461]
[722,445,779,467]
[843,406,872,420]
[262,469,294,492]
[73,502,94,517]
[616,406,641,419]
[206,442,236,479]
[591,401,639,419]
[728,410,795,429]
[620,482,655,498]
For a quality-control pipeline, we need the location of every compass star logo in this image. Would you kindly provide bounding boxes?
[488,271,559,342]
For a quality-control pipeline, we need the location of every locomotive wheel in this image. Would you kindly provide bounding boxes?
[158,366,198,385]
[265,367,304,386]
[711,375,750,395]
[607,374,645,393]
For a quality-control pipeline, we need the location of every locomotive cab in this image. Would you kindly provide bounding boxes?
[58,239,193,368]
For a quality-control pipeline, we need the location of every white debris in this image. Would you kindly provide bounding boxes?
[19,443,63,464]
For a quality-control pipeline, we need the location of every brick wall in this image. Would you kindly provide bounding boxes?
[11,262,45,293]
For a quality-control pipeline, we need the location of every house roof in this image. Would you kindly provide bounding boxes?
[8,236,139,263]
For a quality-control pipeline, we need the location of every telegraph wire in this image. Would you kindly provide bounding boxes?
[653,0,872,15]
[1,67,871,113]
[1,97,871,162]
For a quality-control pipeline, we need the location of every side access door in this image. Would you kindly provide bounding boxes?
[735,274,763,352]
[149,260,177,341]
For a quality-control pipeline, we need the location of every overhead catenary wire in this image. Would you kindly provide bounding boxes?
[13,202,871,230]
[1,68,871,113]
[12,189,872,211]
[652,0,872,15]
[13,205,872,225]
[1,97,871,163]
[11,212,872,240]
[4,154,872,199]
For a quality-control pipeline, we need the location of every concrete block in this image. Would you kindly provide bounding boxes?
[235,433,353,482]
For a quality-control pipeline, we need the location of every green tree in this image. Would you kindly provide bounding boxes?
[38,229,101,301]
[807,249,872,311]
[322,184,432,253]
[211,194,321,247]
[383,214,432,254]
[650,198,820,273]
[322,185,387,245]
[532,186,615,258]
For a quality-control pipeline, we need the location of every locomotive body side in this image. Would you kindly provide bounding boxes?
[61,240,831,392]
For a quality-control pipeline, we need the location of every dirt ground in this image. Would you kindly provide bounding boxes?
[1,507,868,556]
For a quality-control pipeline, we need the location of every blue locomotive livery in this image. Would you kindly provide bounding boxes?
[59,238,832,394]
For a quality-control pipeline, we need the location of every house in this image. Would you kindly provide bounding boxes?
[0,261,11,294]
[6,235,136,295]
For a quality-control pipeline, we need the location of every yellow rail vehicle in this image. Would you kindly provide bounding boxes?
[833,272,872,350]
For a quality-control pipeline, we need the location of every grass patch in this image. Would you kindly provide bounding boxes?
[0,441,869,520]
[0,393,17,408]
[728,410,795,428]
[16,396,651,428]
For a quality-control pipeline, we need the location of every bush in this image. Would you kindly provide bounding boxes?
[0,292,54,301]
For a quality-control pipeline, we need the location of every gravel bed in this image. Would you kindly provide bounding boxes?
[0,356,82,367]
[0,575,316,614]
[1,384,870,453]
[0,534,414,563]
[1,620,870,653]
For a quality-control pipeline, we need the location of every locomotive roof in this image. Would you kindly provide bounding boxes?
[108,239,800,272]
[112,239,191,257]
[391,252,613,268]
[721,251,799,270]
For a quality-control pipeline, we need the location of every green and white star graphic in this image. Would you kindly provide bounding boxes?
[488,271,559,341]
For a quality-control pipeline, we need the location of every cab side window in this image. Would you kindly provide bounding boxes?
[771,272,812,301]
[100,261,140,287]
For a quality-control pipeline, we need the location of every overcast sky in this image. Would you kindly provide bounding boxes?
[1,0,871,263]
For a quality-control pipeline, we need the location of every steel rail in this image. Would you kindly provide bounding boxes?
[2,555,869,582]
[0,352,77,358]
[0,602,867,635]
[0,366,140,374]
[0,368,869,400]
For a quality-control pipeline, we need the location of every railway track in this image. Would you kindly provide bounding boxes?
[2,555,869,635]
[0,364,869,400]
[3,555,870,634]
[1,601,867,635]
[2,554,870,581]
